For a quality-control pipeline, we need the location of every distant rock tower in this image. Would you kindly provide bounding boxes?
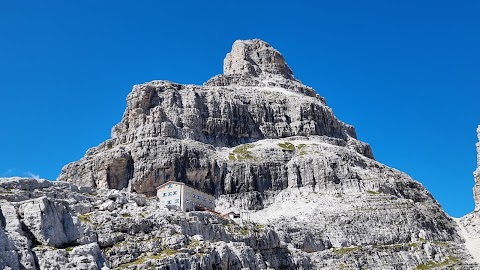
[474,125,480,210]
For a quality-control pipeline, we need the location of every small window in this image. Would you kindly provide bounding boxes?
[175,199,179,203]
[168,184,173,189]
[163,193,166,197]
[167,200,171,204]
[173,191,177,195]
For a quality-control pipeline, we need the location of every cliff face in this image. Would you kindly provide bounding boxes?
[457,125,480,263]
[57,39,372,198]
[474,126,480,209]
[1,39,478,269]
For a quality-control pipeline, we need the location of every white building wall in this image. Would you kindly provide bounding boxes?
[157,182,182,208]
[182,185,215,211]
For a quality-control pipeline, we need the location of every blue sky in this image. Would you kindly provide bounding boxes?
[0,1,479,217]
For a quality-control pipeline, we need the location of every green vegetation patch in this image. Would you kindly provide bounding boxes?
[118,249,179,269]
[118,257,147,269]
[121,213,132,218]
[78,214,92,223]
[229,144,255,160]
[414,256,461,269]
[432,240,449,247]
[333,246,362,255]
[238,228,250,235]
[154,249,178,258]
[278,142,295,151]
[112,241,128,248]
[224,222,251,235]
[187,239,201,249]
[254,223,265,230]
[367,190,381,195]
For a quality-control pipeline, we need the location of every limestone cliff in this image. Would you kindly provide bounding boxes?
[0,39,477,269]
[457,125,480,263]
[57,39,372,198]
[474,126,480,209]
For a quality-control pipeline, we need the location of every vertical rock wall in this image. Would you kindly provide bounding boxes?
[474,125,480,210]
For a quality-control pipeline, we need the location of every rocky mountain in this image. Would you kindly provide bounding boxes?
[1,39,479,269]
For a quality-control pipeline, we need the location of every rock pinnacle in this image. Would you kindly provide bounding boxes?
[223,39,295,80]
[474,125,480,209]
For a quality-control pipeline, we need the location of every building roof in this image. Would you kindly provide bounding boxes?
[220,211,238,216]
[156,180,185,190]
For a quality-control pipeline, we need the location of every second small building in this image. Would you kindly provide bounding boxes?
[156,180,215,211]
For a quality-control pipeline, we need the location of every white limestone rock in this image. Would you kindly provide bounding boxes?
[17,197,82,247]
[35,243,109,270]
[0,201,36,269]
[223,39,294,80]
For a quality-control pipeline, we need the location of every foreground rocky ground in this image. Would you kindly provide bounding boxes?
[0,177,478,270]
[0,178,293,269]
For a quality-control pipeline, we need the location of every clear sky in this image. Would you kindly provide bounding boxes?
[1,1,479,217]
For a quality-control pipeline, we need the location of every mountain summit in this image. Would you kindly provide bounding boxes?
[223,39,295,79]
[0,39,478,269]
[58,39,373,196]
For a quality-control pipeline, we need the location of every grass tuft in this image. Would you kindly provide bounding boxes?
[414,256,461,269]
[78,214,91,223]
[278,142,295,151]
[230,144,255,160]
[333,246,362,255]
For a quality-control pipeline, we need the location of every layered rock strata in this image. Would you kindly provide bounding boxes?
[58,39,372,199]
